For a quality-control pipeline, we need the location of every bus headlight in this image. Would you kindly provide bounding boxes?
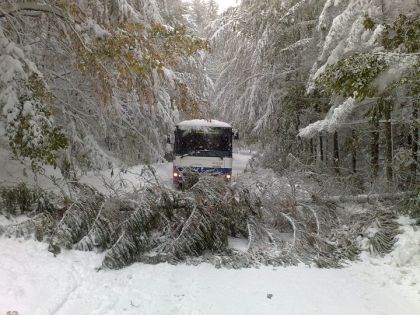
[173,172,179,177]
[225,174,231,180]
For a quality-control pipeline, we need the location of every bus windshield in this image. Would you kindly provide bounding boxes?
[174,127,232,158]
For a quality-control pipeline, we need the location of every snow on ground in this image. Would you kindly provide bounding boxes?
[1,226,420,315]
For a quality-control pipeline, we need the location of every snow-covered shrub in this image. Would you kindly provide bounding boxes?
[399,188,420,222]
[0,183,53,217]
[1,183,36,216]
[0,183,58,241]
[1,212,56,242]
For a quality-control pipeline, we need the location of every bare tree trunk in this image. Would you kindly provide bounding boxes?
[371,119,380,178]
[310,138,314,162]
[383,99,393,182]
[380,0,385,18]
[352,129,357,174]
[333,131,340,174]
[319,134,324,162]
[411,104,418,186]
[325,135,330,165]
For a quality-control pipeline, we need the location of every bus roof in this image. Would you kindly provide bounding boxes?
[176,119,232,129]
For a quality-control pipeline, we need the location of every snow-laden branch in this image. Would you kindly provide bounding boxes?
[279,38,312,53]
[0,2,64,18]
[298,192,416,204]
[299,97,356,138]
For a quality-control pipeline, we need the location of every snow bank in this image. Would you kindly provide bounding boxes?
[357,216,420,303]
[387,217,420,267]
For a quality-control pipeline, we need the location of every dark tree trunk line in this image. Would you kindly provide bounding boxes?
[333,131,340,174]
[325,135,330,165]
[383,99,393,182]
[410,104,418,186]
[319,134,324,162]
[371,119,380,179]
[352,129,357,174]
[310,138,314,162]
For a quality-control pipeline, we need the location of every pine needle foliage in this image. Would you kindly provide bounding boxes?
[349,206,400,256]
[102,177,254,269]
[316,54,388,100]
[48,184,105,254]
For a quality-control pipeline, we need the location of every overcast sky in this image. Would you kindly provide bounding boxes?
[215,0,239,12]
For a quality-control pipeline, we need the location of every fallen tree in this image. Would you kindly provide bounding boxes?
[0,173,411,270]
[303,192,417,204]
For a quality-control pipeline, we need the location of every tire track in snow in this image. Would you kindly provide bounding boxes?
[47,259,83,315]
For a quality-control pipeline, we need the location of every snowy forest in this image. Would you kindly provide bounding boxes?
[0,0,419,314]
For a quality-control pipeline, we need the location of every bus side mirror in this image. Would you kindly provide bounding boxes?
[233,131,239,140]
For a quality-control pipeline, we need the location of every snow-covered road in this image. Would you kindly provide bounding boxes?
[80,152,253,193]
[0,238,419,315]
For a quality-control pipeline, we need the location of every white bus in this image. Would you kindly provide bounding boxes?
[172,119,233,188]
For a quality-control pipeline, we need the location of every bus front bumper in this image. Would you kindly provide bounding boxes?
[173,166,232,186]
